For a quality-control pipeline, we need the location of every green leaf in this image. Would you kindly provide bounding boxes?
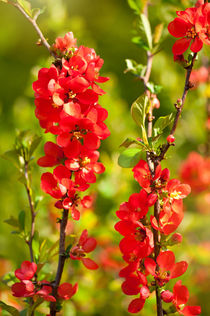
[1,149,20,168]
[131,94,148,128]
[124,59,146,77]
[18,210,25,231]
[120,137,147,149]
[0,301,20,316]
[32,231,40,261]
[146,82,163,94]
[17,0,32,16]
[153,112,176,137]
[118,148,142,168]
[131,36,150,51]
[138,13,153,50]
[4,216,19,228]
[127,0,141,14]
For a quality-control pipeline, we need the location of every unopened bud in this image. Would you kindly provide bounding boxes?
[177,98,182,107]
[161,290,174,303]
[168,233,183,246]
[167,134,175,143]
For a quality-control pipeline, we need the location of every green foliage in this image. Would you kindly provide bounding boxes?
[17,0,32,17]
[120,137,147,149]
[146,82,163,94]
[153,112,176,137]
[131,94,150,145]
[124,59,146,77]
[118,148,142,168]
[138,13,153,51]
[0,301,20,316]
[32,230,40,262]
[127,0,142,14]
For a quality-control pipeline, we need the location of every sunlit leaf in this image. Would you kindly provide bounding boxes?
[118,148,142,168]
[138,13,153,50]
[153,112,176,137]
[17,0,32,17]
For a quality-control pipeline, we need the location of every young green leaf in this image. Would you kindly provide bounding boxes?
[127,0,142,14]
[131,94,148,128]
[153,112,176,137]
[118,148,142,168]
[120,137,147,149]
[17,0,32,17]
[1,149,20,169]
[18,210,26,231]
[0,301,20,316]
[32,231,40,261]
[4,216,19,228]
[131,36,150,51]
[138,13,153,50]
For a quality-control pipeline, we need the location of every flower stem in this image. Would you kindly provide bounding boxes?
[8,0,56,57]
[50,209,69,316]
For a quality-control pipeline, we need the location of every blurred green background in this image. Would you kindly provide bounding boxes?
[0,0,209,315]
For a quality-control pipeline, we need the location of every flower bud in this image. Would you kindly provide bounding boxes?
[167,134,175,143]
[161,290,174,303]
[168,233,183,246]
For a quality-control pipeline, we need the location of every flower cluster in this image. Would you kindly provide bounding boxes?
[115,160,201,314]
[10,32,108,307]
[33,32,109,221]
[11,261,77,302]
[168,2,210,56]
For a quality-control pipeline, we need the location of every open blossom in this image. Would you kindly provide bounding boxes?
[168,3,210,55]
[144,251,188,286]
[58,282,78,300]
[161,281,201,315]
[70,229,98,269]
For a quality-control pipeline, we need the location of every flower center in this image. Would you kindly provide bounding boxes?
[186,27,197,39]
[68,90,77,99]
[134,228,146,242]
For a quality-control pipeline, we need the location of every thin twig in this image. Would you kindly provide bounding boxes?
[8,1,56,57]
[157,53,197,162]
[24,162,36,263]
[142,5,163,315]
[50,209,69,316]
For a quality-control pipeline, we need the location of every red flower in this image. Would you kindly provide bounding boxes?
[144,251,188,286]
[128,286,150,313]
[58,282,78,300]
[12,281,34,297]
[36,281,56,302]
[65,150,105,184]
[15,261,37,281]
[38,141,64,167]
[70,229,98,269]
[162,281,201,315]
[52,32,77,54]
[168,4,210,55]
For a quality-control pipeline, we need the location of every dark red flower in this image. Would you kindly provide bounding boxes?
[15,261,37,281]
[58,282,78,300]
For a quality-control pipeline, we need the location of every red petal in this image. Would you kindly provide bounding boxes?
[81,257,98,270]
[182,305,201,315]
[190,37,203,53]
[168,18,191,37]
[128,298,145,313]
[83,237,97,253]
[144,258,156,276]
[157,251,175,271]
[172,38,191,55]
[170,261,188,278]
